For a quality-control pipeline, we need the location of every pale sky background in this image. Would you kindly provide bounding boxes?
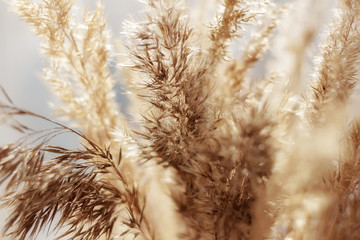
[0,0,334,239]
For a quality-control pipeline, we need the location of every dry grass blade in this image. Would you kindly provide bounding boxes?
[322,119,360,240]
[0,96,152,240]
[306,0,360,126]
[226,7,283,92]
[10,0,128,145]
[126,0,214,172]
[2,0,360,240]
[209,0,256,63]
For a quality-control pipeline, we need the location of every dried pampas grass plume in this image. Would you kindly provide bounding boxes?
[1,0,360,239]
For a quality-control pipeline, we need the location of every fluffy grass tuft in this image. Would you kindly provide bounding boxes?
[1,0,360,239]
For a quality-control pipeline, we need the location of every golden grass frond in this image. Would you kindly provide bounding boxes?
[0,100,153,240]
[226,6,283,93]
[1,0,360,239]
[209,0,256,64]
[321,119,360,240]
[306,0,360,126]
[10,0,128,145]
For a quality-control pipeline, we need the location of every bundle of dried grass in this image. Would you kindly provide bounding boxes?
[0,0,360,239]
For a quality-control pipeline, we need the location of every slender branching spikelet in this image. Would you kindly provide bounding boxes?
[1,0,360,240]
[306,0,360,125]
[12,0,127,144]
[226,6,282,92]
[209,0,254,63]
[0,98,154,240]
[321,119,360,240]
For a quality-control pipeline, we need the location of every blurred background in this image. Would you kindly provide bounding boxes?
[0,0,334,239]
